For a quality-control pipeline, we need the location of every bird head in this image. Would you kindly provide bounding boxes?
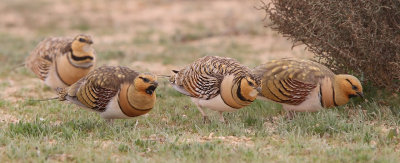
[238,76,259,102]
[334,74,364,105]
[70,34,95,61]
[134,73,158,96]
[72,34,93,49]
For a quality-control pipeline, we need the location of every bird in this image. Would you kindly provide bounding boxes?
[57,66,158,120]
[25,34,96,90]
[169,56,259,123]
[253,58,364,118]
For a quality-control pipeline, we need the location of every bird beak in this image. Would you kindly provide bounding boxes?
[152,81,159,88]
[256,87,262,93]
[356,92,364,99]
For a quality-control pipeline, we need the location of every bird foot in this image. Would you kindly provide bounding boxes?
[105,119,115,125]
[203,116,211,124]
[219,116,226,124]
[218,112,227,124]
[285,111,296,120]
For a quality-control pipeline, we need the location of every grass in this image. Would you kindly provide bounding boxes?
[0,0,399,162]
[0,83,399,162]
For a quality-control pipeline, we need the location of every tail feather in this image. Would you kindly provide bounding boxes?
[55,87,67,101]
[28,97,58,102]
[157,74,171,78]
[9,63,25,73]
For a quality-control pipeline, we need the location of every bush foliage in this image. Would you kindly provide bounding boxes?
[263,0,400,92]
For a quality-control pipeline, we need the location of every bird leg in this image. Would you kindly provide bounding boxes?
[218,111,226,123]
[195,104,210,123]
[286,110,296,120]
[105,119,115,125]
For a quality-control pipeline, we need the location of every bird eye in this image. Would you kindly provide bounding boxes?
[352,85,358,90]
[142,78,150,83]
[79,38,86,42]
[247,81,254,87]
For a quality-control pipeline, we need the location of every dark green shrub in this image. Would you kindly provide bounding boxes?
[262,0,400,92]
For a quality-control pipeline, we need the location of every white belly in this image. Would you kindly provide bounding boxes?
[100,95,130,119]
[257,88,323,112]
[283,89,323,112]
[44,67,68,90]
[191,95,237,112]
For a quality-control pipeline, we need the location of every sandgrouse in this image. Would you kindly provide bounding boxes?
[169,56,258,122]
[25,34,96,90]
[57,66,158,120]
[253,58,364,117]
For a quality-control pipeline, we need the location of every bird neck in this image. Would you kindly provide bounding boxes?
[118,83,155,117]
[220,75,254,109]
[69,44,95,66]
[332,75,350,106]
[319,77,337,107]
[55,55,94,85]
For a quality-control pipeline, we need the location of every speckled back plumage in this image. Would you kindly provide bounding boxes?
[59,66,138,112]
[25,34,96,90]
[253,58,335,105]
[25,37,72,80]
[171,56,254,100]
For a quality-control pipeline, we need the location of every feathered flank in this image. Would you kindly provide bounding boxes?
[25,34,96,90]
[169,56,258,122]
[253,58,364,118]
[57,66,158,119]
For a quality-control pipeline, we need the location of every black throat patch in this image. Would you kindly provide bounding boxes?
[71,51,94,61]
[332,85,338,106]
[319,85,324,107]
[236,80,254,102]
[348,94,358,98]
[67,52,94,69]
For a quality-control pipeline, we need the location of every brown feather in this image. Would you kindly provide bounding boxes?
[253,58,335,105]
[55,53,94,85]
[118,83,153,117]
[25,37,72,80]
[61,66,139,112]
[172,56,253,100]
